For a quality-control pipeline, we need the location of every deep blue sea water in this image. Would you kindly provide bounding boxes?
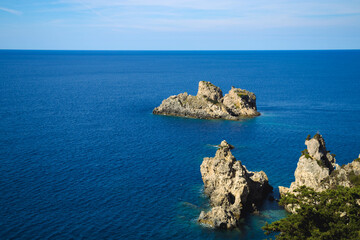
[0,50,360,239]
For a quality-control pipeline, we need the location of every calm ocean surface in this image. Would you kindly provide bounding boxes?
[1,50,360,239]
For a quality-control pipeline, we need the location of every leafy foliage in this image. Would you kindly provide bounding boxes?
[301,149,311,159]
[313,133,321,140]
[263,186,360,240]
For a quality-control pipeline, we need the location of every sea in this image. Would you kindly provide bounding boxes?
[1,50,360,239]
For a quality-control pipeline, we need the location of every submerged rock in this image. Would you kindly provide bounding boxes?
[153,81,260,120]
[279,134,360,212]
[198,140,272,229]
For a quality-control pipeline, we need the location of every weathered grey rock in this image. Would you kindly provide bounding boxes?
[198,207,237,229]
[222,87,258,116]
[198,140,272,229]
[197,81,223,103]
[305,134,336,171]
[279,134,360,212]
[153,81,260,120]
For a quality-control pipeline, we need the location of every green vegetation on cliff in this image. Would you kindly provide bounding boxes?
[263,186,360,240]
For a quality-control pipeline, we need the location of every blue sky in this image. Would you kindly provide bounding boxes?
[0,0,360,50]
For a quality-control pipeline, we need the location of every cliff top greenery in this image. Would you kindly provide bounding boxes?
[200,81,215,87]
[263,186,360,240]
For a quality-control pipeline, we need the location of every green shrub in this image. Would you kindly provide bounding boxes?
[263,186,360,240]
[301,149,311,159]
[314,133,321,140]
[201,81,215,87]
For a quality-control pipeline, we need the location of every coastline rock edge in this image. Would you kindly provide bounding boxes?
[279,134,360,212]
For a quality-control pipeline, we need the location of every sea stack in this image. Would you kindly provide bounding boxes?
[153,81,260,120]
[198,140,272,229]
[279,134,360,212]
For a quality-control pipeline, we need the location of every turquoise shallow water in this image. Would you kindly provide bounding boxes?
[0,50,360,239]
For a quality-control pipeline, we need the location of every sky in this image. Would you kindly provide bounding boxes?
[0,0,360,50]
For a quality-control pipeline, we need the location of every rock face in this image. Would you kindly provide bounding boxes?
[198,140,272,229]
[223,87,258,117]
[279,134,360,211]
[153,81,260,120]
[197,81,223,103]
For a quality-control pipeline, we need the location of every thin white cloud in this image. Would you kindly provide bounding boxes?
[0,7,22,15]
[47,0,360,32]
[57,0,235,10]
[56,0,360,14]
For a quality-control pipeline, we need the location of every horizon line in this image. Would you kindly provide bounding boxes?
[1,48,360,51]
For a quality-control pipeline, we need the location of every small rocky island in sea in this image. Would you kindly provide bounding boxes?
[279,133,360,212]
[153,81,260,120]
[197,140,272,229]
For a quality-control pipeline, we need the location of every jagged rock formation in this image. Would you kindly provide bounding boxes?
[153,81,260,120]
[279,134,360,211]
[198,140,272,229]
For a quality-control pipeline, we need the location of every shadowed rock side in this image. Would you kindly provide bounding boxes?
[198,140,272,229]
[279,134,360,212]
[153,81,260,120]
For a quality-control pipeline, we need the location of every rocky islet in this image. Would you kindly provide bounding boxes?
[153,81,260,120]
[197,140,272,229]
